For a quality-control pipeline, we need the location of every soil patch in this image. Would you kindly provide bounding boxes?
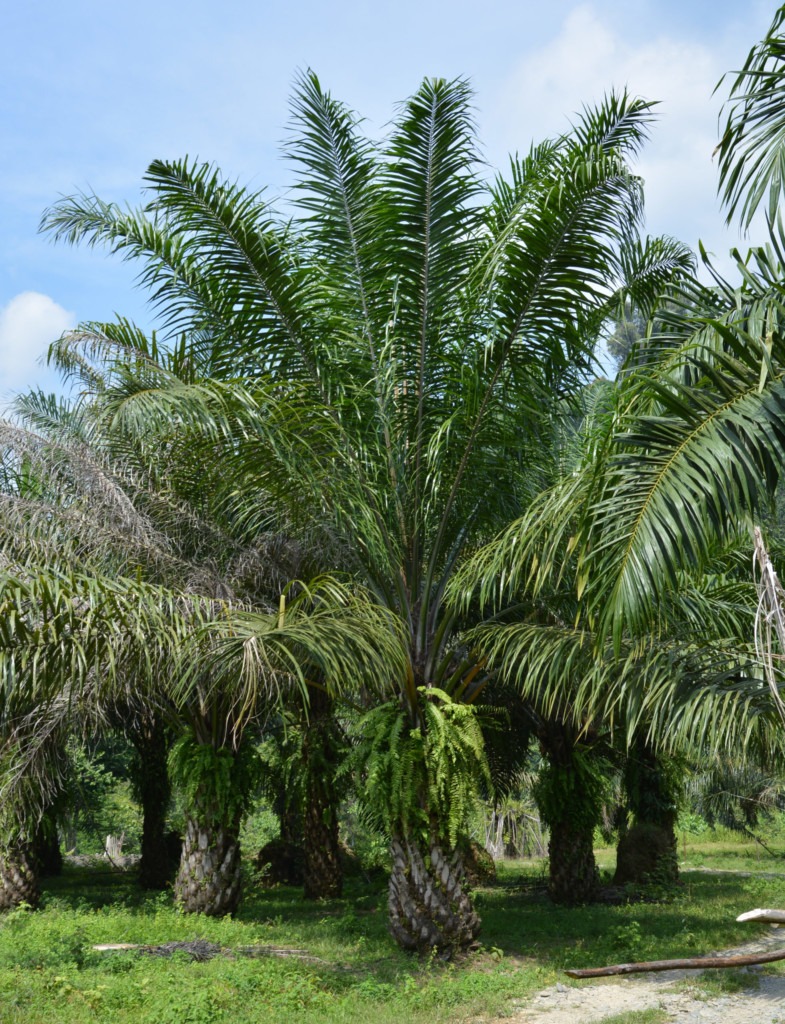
[499,932,785,1024]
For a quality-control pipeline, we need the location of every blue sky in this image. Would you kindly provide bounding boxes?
[0,0,777,399]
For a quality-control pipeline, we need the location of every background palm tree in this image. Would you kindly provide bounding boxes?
[449,243,785,898]
[0,385,309,891]
[5,567,405,912]
[716,3,785,231]
[5,341,399,902]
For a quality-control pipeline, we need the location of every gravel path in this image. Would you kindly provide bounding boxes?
[502,932,785,1024]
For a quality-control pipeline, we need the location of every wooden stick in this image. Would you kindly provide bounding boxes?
[566,947,785,979]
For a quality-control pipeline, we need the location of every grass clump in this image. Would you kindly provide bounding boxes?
[676,967,761,1000]
[597,1011,669,1024]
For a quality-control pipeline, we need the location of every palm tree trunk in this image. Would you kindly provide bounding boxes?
[33,811,62,878]
[302,793,341,899]
[302,689,342,900]
[388,832,480,954]
[614,736,679,887]
[131,715,173,890]
[547,819,599,903]
[170,735,259,917]
[277,800,303,846]
[175,814,242,916]
[0,839,40,910]
[536,719,601,905]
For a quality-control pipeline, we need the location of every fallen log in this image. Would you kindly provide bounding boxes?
[92,941,324,963]
[565,947,785,979]
[93,941,221,961]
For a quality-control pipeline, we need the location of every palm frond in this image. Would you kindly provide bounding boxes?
[716,5,785,229]
[590,345,785,643]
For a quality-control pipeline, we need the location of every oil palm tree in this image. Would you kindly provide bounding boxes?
[0,386,309,892]
[40,74,691,948]
[450,212,785,897]
[0,396,403,912]
[500,0,785,643]
[459,515,767,897]
[0,555,404,914]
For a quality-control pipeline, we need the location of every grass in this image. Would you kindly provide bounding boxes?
[596,1011,669,1024]
[678,839,785,872]
[676,967,760,999]
[1,835,784,1023]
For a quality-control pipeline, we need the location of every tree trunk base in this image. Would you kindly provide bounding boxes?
[548,820,599,905]
[0,842,40,910]
[303,801,342,899]
[133,715,173,891]
[388,835,480,954]
[613,822,679,888]
[174,819,241,917]
[302,687,343,900]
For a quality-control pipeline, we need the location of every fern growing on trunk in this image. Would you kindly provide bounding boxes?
[533,727,610,905]
[356,689,489,954]
[168,734,262,916]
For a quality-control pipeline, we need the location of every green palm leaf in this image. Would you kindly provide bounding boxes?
[716,4,785,229]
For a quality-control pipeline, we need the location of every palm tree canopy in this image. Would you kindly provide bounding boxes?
[455,237,785,648]
[40,77,694,703]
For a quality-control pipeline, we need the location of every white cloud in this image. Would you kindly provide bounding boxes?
[487,5,745,275]
[0,292,74,402]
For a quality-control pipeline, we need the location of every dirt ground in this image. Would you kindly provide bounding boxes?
[501,932,785,1024]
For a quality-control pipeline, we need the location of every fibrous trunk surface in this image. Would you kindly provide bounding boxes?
[302,791,342,899]
[0,840,40,910]
[614,738,679,888]
[537,719,601,905]
[175,819,241,917]
[133,716,173,890]
[614,822,678,887]
[388,833,480,954]
[302,689,342,900]
[547,819,599,904]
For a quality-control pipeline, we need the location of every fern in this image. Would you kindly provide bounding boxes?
[354,688,490,846]
[168,732,261,828]
[533,747,612,832]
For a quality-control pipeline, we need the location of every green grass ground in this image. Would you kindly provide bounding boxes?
[1,836,785,1024]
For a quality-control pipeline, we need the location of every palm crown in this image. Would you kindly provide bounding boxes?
[42,76,691,681]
